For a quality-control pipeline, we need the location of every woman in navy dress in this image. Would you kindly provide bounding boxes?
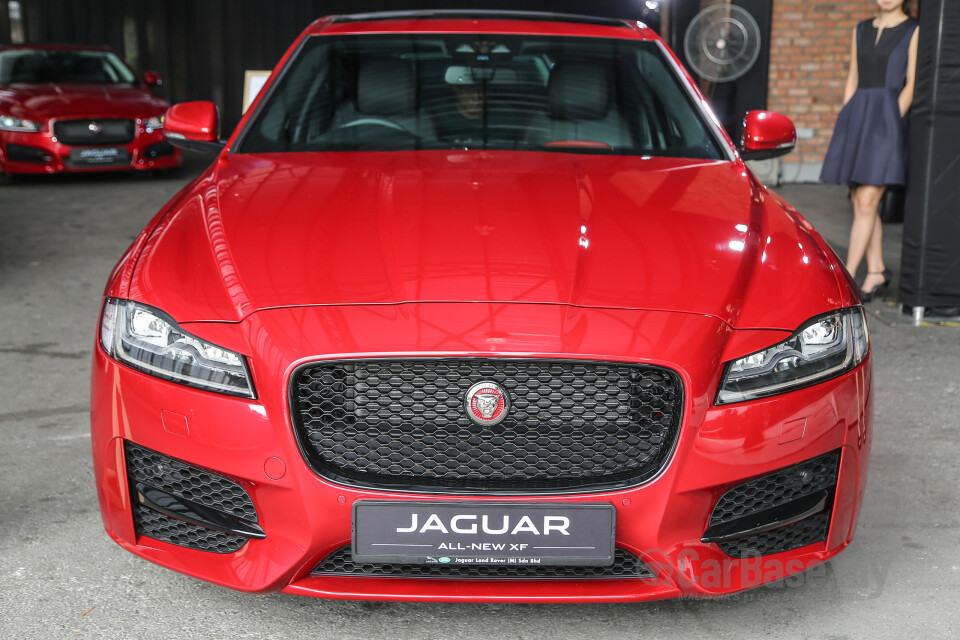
[820,0,919,301]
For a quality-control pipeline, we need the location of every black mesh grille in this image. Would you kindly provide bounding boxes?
[125,442,257,553]
[124,442,257,521]
[707,450,841,557]
[313,546,654,579]
[132,504,248,553]
[717,511,831,557]
[53,119,135,145]
[709,450,841,527]
[291,359,682,492]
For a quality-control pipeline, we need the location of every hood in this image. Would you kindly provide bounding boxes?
[0,83,167,120]
[130,151,843,330]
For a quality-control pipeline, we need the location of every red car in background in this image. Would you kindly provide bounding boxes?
[91,11,872,602]
[0,45,180,174]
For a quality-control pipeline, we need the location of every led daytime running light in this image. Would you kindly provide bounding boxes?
[99,298,255,398]
[717,308,868,405]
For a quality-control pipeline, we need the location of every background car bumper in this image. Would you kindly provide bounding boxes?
[1,127,181,174]
[90,303,872,602]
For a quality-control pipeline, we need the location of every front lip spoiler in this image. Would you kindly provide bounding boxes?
[134,482,266,539]
[700,490,828,544]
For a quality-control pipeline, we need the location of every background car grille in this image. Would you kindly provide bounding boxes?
[53,118,135,145]
[125,442,257,553]
[312,546,655,579]
[291,358,683,492]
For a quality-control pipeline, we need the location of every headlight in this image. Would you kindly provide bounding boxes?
[143,115,164,131]
[0,115,42,132]
[716,307,868,405]
[99,298,255,398]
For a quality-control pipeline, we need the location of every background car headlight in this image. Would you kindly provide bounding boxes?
[99,298,255,398]
[143,115,164,131]
[716,307,868,405]
[0,115,42,132]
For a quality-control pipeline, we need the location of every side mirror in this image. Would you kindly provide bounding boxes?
[143,71,163,87]
[164,101,224,153]
[740,110,796,160]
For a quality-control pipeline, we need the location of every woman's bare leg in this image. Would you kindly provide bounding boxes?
[863,212,887,282]
[846,185,887,291]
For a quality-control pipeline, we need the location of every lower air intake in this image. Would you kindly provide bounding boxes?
[124,441,258,553]
[313,546,655,579]
[707,449,841,558]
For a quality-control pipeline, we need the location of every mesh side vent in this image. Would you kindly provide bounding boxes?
[132,504,248,553]
[717,512,831,557]
[125,441,257,521]
[709,450,841,527]
[125,442,257,553]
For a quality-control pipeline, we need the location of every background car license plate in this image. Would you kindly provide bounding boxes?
[352,501,616,566]
[71,147,128,164]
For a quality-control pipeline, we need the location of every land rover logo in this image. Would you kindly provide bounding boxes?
[465,381,508,426]
[88,122,102,134]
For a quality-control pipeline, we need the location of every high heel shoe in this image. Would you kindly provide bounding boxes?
[860,268,892,303]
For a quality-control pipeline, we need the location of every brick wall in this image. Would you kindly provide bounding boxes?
[768,0,878,181]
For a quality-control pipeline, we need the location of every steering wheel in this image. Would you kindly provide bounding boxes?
[337,117,410,133]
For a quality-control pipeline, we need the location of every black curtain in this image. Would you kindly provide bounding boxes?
[900,0,960,308]
[669,1,772,142]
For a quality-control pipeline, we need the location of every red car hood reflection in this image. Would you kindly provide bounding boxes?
[131,151,842,329]
[0,83,167,119]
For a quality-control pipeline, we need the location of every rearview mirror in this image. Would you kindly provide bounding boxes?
[164,101,225,153]
[444,66,518,85]
[143,71,163,87]
[740,110,796,160]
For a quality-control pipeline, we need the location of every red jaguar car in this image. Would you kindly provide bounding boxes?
[0,45,180,174]
[90,11,872,602]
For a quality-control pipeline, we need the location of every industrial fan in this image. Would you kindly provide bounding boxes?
[683,3,762,84]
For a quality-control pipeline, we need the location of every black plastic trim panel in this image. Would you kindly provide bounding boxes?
[135,482,265,539]
[132,504,248,554]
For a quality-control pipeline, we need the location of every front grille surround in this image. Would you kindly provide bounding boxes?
[290,358,684,495]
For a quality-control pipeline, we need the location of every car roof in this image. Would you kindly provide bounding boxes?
[307,10,655,40]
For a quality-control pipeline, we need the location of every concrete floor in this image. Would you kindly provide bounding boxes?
[1,156,958,639]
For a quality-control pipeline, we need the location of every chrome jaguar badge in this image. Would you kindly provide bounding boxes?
[465,381,508,426]
[88,122,102,134]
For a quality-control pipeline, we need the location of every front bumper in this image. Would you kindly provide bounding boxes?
[0,123,181,174]
[90,303,872,602]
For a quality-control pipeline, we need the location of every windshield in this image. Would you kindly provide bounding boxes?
[0,49,138,85]
[239,34,724,159]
